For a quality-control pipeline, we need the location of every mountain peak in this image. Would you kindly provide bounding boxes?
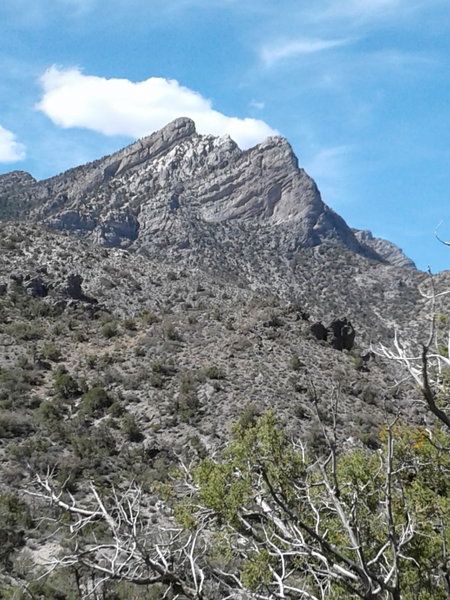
[0,119,414,267]
[353,229,416,268]
[137,116,196,149]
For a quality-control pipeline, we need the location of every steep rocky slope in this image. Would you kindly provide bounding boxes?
[1,117,408,265]
[2,119,450,596]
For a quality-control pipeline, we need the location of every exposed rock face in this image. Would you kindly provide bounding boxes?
[0,118,403,266]
[24,277,48,298]
[327,318,355,351]
[353,229,415,268]
[310,318,355,350]
[310,322,328,341]
[66,274,97,304]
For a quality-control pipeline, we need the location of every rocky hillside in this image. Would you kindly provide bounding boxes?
[0,118,411,266]
[1,119,449,597]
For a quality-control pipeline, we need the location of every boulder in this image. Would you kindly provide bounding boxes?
[310,322,328,341]
[25,277,48,298]
[327,318,355,351]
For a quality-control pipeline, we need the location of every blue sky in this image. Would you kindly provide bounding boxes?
[1,0,450,271]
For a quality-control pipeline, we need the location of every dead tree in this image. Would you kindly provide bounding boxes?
[25,472,207,599]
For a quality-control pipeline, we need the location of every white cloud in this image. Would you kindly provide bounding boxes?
[312,0,447,24]
[250,100,265,110]
[36,66,277,149]
[0,125,26,162]
[261,38,353,67]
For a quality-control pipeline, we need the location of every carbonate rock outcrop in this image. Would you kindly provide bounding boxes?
[0,118,400,266]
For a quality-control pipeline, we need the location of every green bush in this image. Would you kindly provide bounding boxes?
[80,386,112,417]
[163,323,182,341]
[53,367,79,399]
[41,342,62,362]
[289,355,302,371]
[36,399,64,425]
[101,321,118,339]
[0,492,32,570]
[0,411,35,438]
[203,365,225,380]
[123,318,137,331]
[121,413,143,442]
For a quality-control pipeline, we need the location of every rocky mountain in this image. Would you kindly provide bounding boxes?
[1,116,447,452]
[353,228,416,268]
[2,118,450,597]
[0,117,420,323]
[1,117,410,266]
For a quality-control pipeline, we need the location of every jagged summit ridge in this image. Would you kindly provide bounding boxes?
[0,118,413,268]
[353,229,415,269]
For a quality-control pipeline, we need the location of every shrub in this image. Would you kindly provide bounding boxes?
[121,413,143,442]
[140,310,159,325]
[41,342,62,362]
[0,493,32,570]
[0,411,35,438]
[80,386,112,417]
[101,321,118,339]
[123,318,137,331]
[36,399,64,425]
[53,367,80,399]
[71,424,117,466]
[289,355,302,371]
[203,365,225,380]
[163,323,182,341]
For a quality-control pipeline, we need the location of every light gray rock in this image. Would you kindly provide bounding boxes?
[1,119,390,266]
[353,229,416,268]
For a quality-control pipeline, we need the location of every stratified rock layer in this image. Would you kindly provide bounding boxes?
[1,118,410,268]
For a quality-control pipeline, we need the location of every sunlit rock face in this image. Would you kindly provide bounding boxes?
[1,117,412,267]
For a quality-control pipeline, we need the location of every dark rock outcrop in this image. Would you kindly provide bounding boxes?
[24,277,48,298]
[310,318,355,351]
[327,318,355,351]
[66,274,97,304]
[310,322,328,341]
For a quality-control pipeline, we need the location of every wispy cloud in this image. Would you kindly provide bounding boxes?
[0,125,26,163]
[249,100,265,110]
[37,66,278,149]
[260,37,353,67]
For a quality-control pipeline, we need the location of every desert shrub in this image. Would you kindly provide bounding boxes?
[53,367,80,399]
[163,323,182,341]
[151,361,175,376]
[289,355,302,371]
[41,342,62,362]
[69,422,117,464]
[237,403,260,429]
[108,401,125,418]
[140,310,159,325]
[80,386,112,417]
[352,355,365,371]
[148,372,164,388]
[36,399,65,425]
[0,411,35,438]
[101,321,118,339]
[121,413,143,442]
[0,366,39,407]
[123,317,137,331]
[0,492,32,570]
[203,365,225,380]
[5,321,44,340]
